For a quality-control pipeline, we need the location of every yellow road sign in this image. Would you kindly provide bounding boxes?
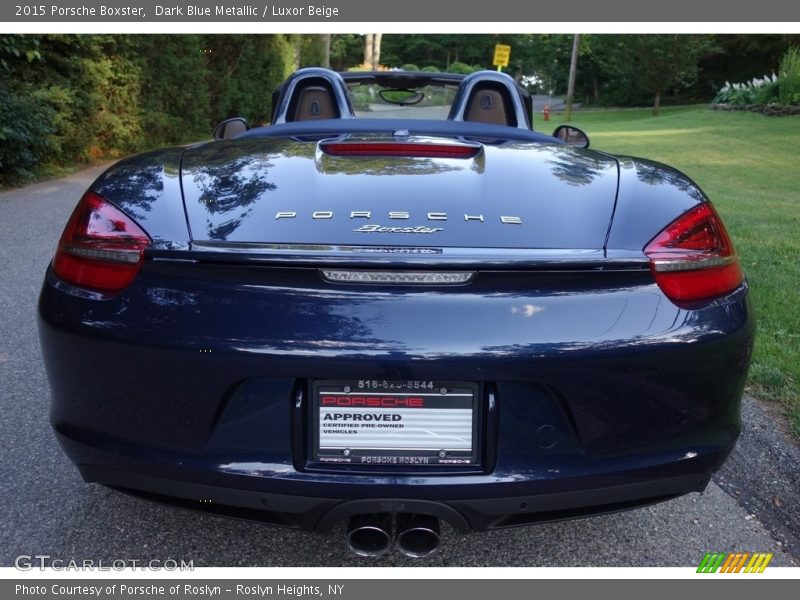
[493,44,511,67]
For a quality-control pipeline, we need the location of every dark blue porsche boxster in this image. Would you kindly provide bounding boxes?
[38,68,754,558]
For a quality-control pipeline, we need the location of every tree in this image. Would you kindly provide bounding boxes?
[696,34,800,98]
[203,34,294,124]
[298,34,326,67]
[321,34,331,68]
[593,35,714,115]
[363,33,383,69]
[372,33,383,69]
[140,35,210,144]
[364,34,373,69]
[329,34,363,70]
[0,35,58,183]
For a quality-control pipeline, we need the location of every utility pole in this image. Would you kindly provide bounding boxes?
[565,33,581,122]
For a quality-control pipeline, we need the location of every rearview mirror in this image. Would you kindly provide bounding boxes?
[213,117,249,141]
[378,89,425,106]
[552,125,590,148]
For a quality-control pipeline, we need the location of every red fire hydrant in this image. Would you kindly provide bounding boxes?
[543,105,550,121]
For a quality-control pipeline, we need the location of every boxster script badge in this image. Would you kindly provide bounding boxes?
[354,224,443,234]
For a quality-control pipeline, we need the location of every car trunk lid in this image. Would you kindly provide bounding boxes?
[180,135,619,250]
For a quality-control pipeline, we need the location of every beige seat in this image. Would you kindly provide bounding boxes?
[464,87,513,126]
[292,85,337,121]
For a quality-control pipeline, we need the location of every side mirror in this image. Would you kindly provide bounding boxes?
[552,125,590,149]
[213,117,249,141]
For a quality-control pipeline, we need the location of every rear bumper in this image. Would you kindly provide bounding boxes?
[40,264,754,532]
[69,436,720,533]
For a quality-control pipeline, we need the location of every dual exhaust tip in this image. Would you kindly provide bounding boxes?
[346,513,441,558]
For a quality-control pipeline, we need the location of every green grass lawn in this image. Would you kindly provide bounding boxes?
[548,106,800,436]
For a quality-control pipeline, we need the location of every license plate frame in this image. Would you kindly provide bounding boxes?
[311,380,481,467]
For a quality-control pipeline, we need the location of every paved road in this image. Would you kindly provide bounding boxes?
[531,94,571,112]
[0,167,797,568]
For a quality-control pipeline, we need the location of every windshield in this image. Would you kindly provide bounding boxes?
[347,82,459,120]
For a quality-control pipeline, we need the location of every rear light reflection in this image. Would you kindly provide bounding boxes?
[52,191,151,293]
[321,141,480,159]
[644,202,743,304]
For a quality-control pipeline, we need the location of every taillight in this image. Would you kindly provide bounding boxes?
[644,202,743,304]
[52,191,151,293]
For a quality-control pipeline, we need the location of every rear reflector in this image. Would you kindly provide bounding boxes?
[53,191,151,293]
[644,202,743,304]
[320,141,480,158]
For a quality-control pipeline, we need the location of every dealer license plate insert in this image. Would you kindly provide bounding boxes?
[311,380,480,467]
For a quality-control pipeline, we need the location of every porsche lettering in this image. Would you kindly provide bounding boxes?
[273,211,522,224]
[321,396,425,407]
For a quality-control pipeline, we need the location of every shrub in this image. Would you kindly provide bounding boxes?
[0,86,59,184]
[205,35,295,126]
[715,47,800,107]
[0,35,61,183]
[712,74,778,105]
[401,63,420,71]
[140,35,210,144]
[755,80,780,104]
[421,65,440,73]
[448,62,481,75]
[778,45,800,105]
[348,86,374,111]
[0,34,297,184]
